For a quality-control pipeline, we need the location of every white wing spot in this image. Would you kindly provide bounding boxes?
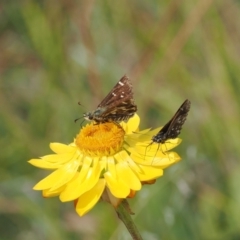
[119,81,124,86]
[112,92,117,96]
[120,95,124,98]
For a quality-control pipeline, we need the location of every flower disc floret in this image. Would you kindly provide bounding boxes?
[76,123,125,157]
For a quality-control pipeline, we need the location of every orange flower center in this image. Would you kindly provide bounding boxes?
[75,123,125,157]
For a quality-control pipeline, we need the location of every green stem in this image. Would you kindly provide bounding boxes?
[115,200,143,240]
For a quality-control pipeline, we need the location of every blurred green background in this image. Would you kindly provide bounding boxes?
[1,0,240,239]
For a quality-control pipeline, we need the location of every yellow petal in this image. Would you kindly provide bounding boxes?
[105,188,122,207]
[114,150,145,177]
[42,186,65,197]
[123,132,149,149]
[99,156,107,170]
[131,148,181,167]
[116,161,141,191]
[152,152,181,168]
[125,114,140,134]
[75,179,106,216]
[33,159,80,191]
[130,149,160,165]
[129,138,180,163]
[107,156,117,179]
[42,152,78,164]
[112,150,141,190]
[134,128,152,141]
[50,142,76,154]
[124,127,161,148]
[28,159,60,169]
[144,139,181,154]
[114,150,129,163]
[158,139,182,152]
[148,127,162,137]
[104,171,130,198]
[135,165,163,181]
[60,157,101,202]
[121,114,140,134]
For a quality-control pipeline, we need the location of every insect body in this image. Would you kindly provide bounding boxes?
[152,99,191,144]
[84,75,137,123]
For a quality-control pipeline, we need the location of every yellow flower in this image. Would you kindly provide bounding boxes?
[29,114,181,216]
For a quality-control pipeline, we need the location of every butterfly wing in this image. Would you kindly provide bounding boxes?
[98,75,134,107]
[96,75,137,121]
[153,99,191,143]
[165,99,191,138]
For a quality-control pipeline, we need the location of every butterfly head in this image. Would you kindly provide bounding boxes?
[83,107,106,122]
[83,112,93,121]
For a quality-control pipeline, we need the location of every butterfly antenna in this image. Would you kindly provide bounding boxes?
[75,100,88,124]
[80,119,85,128]
[75,116,85,123]
[74,117,82,123]
[78,101,86,107]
